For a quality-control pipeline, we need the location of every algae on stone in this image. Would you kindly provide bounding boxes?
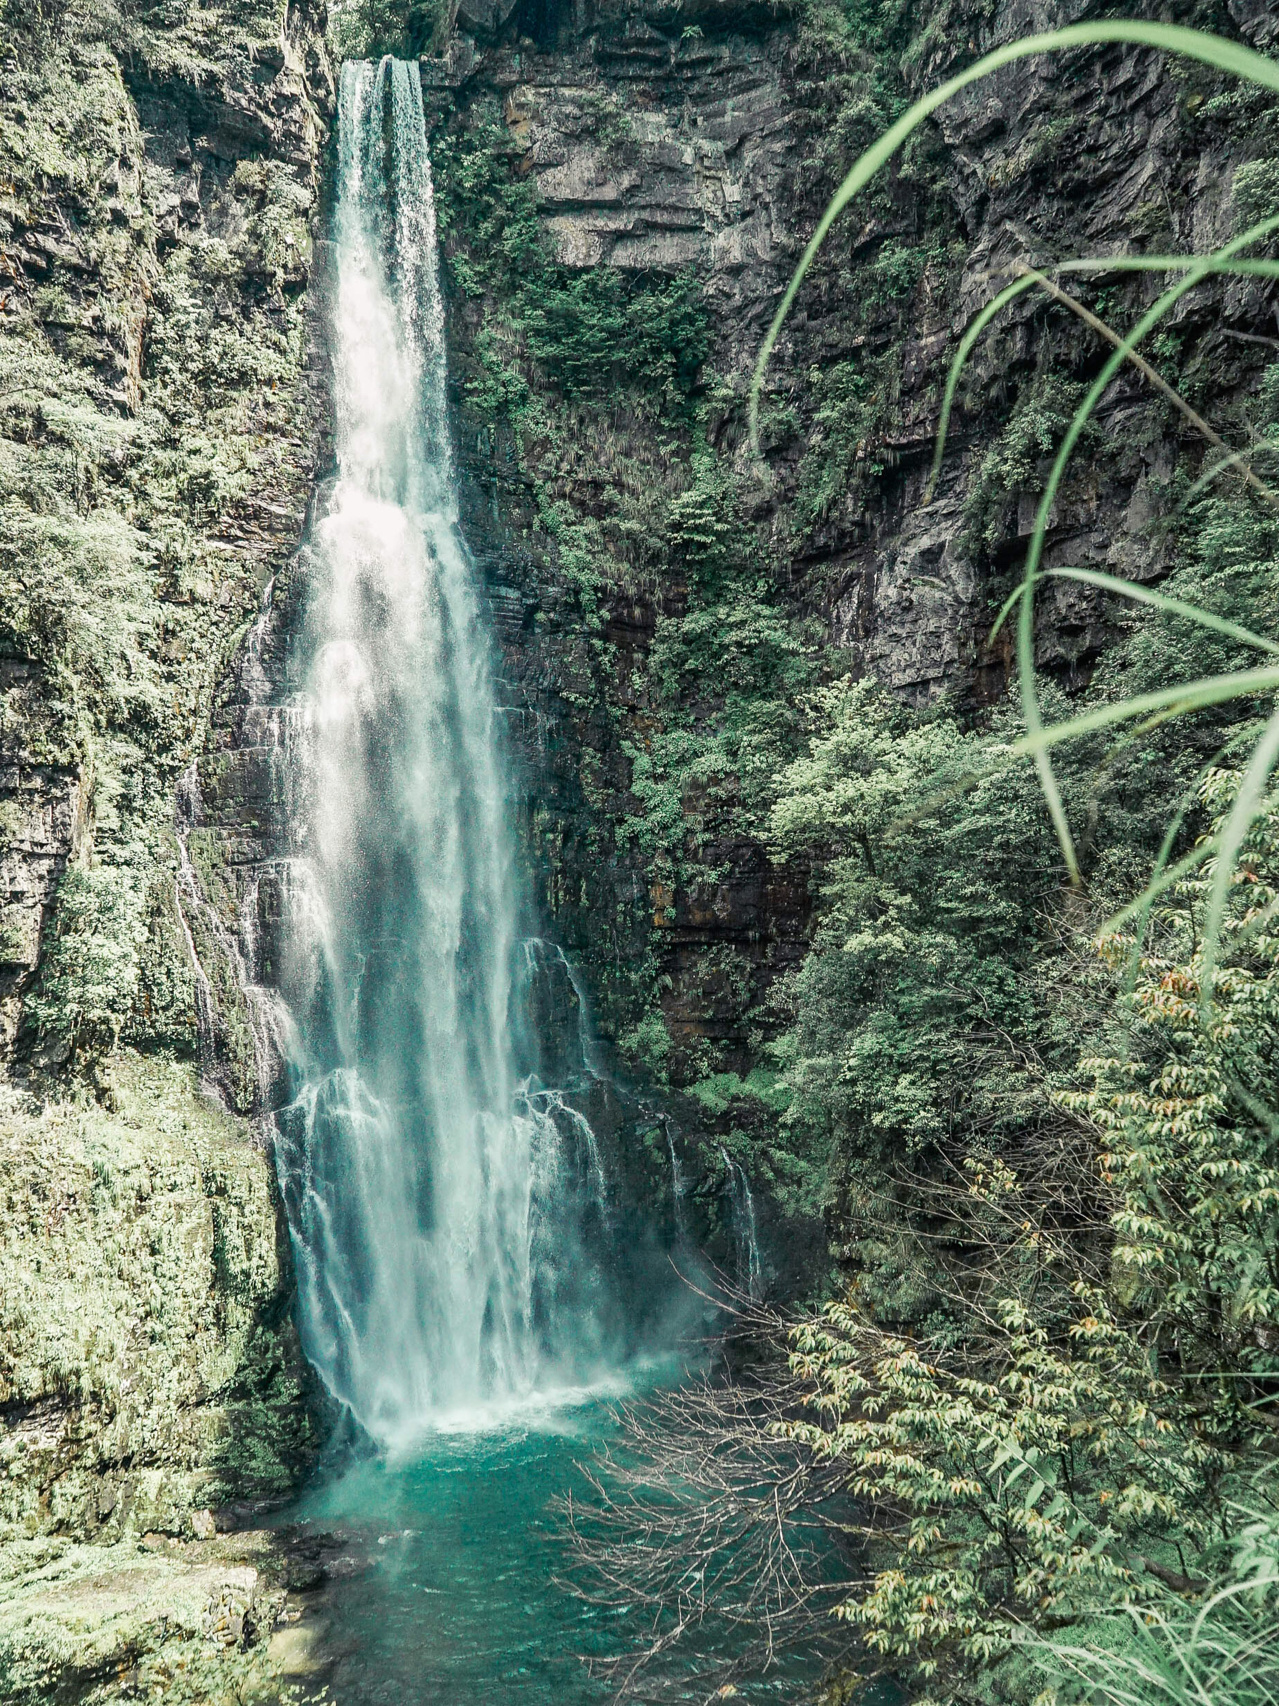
[0,1530,297,1706]
[0,1053,321,1547]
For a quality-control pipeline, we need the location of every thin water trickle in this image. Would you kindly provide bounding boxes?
[665,1119,689,1237]
[270,57,614,1452]
[722,1146,763,1299]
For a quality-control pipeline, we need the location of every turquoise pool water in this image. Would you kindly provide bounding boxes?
[285,1383,825,1705]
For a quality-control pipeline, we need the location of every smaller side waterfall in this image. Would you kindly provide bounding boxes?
[665,1120,688,1238]
[722,1147,763,1299]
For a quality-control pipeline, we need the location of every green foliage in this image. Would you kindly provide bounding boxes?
[578,89,635,158]
[769,680,1062,1173]
[761,790,1279,1702]
[22,862,146,1059]
[666,449,747,574]
[794,353,896,526]
[961,374,1091,556]
[328,0,448,61]
[522,266,709,402]
[783,1296,1240,1699]
[432,120,545,294]
[1234,157,1279,232]
[797,0,916,181]
[618,445,816,925]
[1104,490,1279,715]
[1064,774,1279,1378]
[1029,1507,1279,1706]
[741,665,1279,1703]
[687,1066,790,1117]
[619,1010,673,1080]
[433,119,708,417]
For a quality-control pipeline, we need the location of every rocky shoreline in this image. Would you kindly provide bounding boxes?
[1,1518,371,1704]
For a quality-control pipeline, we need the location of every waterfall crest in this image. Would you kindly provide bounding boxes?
[271,58,609,1449]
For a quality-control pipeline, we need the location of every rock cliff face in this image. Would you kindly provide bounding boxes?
[421,0,1279,1129]
[433,0,817,1080]
[0,2,339,1692]
[0,0,334,1620]
[0,0,332,1067]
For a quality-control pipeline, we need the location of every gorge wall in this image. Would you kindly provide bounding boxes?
[0,2,334,1693]
[2,0,1279,1691]
[420,0,1279,1224]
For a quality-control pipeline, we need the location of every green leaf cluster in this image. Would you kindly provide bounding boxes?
[328,0,448,59]
[772,776,1279,1702]
[22,862,147,1059]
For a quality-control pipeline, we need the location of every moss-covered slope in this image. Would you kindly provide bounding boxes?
[0,1052,321,1545]
[0,0,331,1071]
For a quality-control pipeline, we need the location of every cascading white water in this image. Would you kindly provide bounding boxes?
[722,1147,762,1299]
[271,58,609,1450]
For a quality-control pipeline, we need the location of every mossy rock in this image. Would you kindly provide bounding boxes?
[0,1053,323,1548]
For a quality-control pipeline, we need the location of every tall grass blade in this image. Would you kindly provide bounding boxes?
[1042,568,1279,656]
[749,24,1279,450]
[929,259,1279,503]
[1010,665,1279,756]
[1198,705,1279,1011]
[1015,212,1279,881]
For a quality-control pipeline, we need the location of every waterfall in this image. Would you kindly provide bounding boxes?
[664,1120,688,1238]
[269,58,609,1449]
[721,1147,763,1300]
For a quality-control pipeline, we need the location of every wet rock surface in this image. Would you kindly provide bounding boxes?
[0,1520,366,1705]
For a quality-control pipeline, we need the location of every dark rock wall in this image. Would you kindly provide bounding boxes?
[431,5,817,1098]
[422,0,1279,1138]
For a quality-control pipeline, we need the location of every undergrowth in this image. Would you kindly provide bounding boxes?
[569,18,1279,1706]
